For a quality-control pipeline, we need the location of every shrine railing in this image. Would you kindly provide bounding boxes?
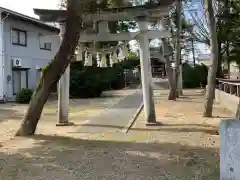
[215,78,240,112]
[216,78,240,97]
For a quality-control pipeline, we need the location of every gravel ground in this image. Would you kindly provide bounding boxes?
[0,89,232,180]
[0,89,134,145]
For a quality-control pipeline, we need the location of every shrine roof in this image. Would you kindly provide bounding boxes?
[34,1,174,22]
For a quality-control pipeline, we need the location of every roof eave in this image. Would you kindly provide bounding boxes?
[0,7,60,33]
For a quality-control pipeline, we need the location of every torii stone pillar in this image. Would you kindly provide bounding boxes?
[138,20,156,123]
[178,64,183,95]
[112,51,118,64]
[85,53,93,66]
[100,53,107,67]
[0,11,5,101]
[57,23,72,126]
[123,43,128,59]
[76,43,84,61]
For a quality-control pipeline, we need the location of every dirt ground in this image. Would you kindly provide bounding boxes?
[0,89,131,144]
[0,89,233,180]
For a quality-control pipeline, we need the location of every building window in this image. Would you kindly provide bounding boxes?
[12,28,27,46]
[40,42,52,51]
[39,34,52,51]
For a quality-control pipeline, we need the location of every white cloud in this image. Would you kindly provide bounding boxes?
[0,0,59,18]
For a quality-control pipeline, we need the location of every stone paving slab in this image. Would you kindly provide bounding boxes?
[77,88,143,133]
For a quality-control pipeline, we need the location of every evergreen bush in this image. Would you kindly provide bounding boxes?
[69,58,140,98]
[15,88,33,104]
[182,63,208,88]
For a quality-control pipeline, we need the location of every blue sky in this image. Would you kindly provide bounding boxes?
[184,0,210,58]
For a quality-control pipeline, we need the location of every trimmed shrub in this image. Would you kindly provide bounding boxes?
[70,66,103,98]
[120,59,140,69]
[15,88,33,104]
[182,63,208,88]
[69,58,140,98]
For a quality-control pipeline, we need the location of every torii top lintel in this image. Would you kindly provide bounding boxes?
[34,1,174,23]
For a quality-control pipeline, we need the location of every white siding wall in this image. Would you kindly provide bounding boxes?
[3,16,60,100]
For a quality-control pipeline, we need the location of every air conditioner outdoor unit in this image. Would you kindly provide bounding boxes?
[12,58,22,67]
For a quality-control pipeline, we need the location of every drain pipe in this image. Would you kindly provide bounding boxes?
[0,12,9,102]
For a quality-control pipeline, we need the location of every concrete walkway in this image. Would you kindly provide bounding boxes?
[77,88,143,133]
[76,78,168,133]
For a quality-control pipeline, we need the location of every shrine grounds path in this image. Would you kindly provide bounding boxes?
[0,88,233,179]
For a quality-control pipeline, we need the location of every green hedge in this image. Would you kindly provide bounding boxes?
[55,56,141,99]
[182,63,208,88]
[70,66,103,98]
[119,59,140,69]
[69,61,128,98]
[15,88,33,104]
[69,59,139,98]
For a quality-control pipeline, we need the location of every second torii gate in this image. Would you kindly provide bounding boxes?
[34,1,173,125]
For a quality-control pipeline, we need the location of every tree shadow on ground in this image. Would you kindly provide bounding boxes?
[99,94,128,98]
[180,95,203,99]
[211,116,232,119]
[174,94,205,103]
[75,123,219,135]
[0,134,219,180]
[0,109,23,122]
[175,99,204,104]
[153,93,204,102]
[181,92,205,97]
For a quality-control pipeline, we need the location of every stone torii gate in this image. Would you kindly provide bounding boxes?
[34,1,173,125]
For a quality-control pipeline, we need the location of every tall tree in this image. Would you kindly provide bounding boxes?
[16,0,81,136]
[166,0,199,99]
[175,0,183,97]
[191,38,196,66]
[203,0,219,117]
[165,0,182,100]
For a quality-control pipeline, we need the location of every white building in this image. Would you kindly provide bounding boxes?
[0,7,60,101]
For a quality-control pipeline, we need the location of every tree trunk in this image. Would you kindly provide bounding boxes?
[227,59,230,78]
[236,99,240,120]
[174,0,182,99]
[165,55,176,100]
[225,0,230,79]
[191,38,196,67]
[216,41,223,78]
[16,1,81,136]
[226,41,230,78]
[203,0,219,117]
